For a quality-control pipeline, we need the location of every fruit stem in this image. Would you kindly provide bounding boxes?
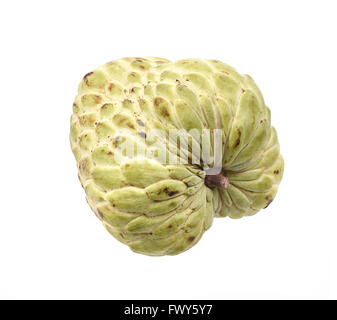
[204,169,229,189]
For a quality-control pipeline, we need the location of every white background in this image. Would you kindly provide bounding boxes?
[0,0,336,299]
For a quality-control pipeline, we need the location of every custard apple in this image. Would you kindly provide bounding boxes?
[70,57,284,256]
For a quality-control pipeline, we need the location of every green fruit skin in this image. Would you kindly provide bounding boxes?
[70,57,284,256]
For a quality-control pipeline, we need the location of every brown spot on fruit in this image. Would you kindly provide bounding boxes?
[154,98,170,117]
[161,108,169,117]
[241,88,245,93]
[154,97,162,106]
[83,72,93,81]
[264,196,273,208]
[97,209,103,219]
[235,129,241,147]
[188,236,195,242]
[113,136,121,148]
[80,162,86,172]
[274,170,279,174]
[162,187,178,197]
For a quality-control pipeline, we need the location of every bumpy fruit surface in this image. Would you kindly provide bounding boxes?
[70,57,284,256]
